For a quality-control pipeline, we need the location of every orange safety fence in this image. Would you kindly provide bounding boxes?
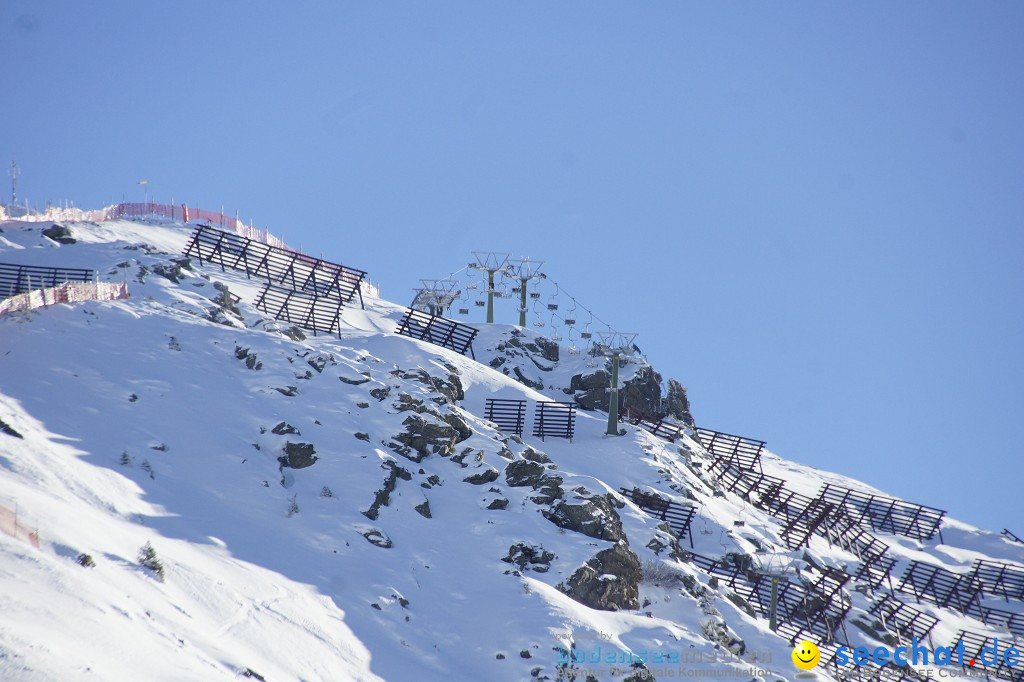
[1,202,294,252]
[0,503,40,549]
[0,281,129,317]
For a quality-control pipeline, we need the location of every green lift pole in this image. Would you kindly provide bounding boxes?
[487,270,496,324]
[518,278,529,327]
[606,351,621,436]
[470,252,511,325]
[506,258,545,328]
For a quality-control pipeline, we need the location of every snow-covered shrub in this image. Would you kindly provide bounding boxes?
[138,541,165,582]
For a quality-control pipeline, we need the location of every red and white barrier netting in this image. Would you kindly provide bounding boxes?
[0,281,129,317]
[1,203,381,298]
[0,503,40,549]
[1,202,292,252]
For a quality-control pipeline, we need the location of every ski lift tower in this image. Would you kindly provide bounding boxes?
[596,331,638,436]
[506,257,546,328]
[412,279,459,317]
[754,552,797,632]
[468,252,511,324]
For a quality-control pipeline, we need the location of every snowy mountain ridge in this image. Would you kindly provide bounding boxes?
[1,217,1022,682]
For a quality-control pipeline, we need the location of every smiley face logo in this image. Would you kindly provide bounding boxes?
[792,640,820,670]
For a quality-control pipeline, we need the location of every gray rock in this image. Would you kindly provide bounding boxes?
[272,422,299,435]
[363,461,412,519]
[414,500,432,518]
[0,418,23,439]
[501,332,560,363]
[391,415,465,462]
[620,365,663,419]
[569,370,611,411]
[463,468,500,485]
[361,529,393,548]
[664,379,695,428]
[42,223,75,244]
[369,387,391,401]
[504,460,563,503]
[234,346,262,370]
[306,354,334,373]
[563,544,642,611]
[520,447,552,465]
[151,258,191,283]
[441,412,472,442]
[487,498,509,510]
[399,368,464,404]
[279,442,317,469]
[511,367,544,390]
[504,460,547,487]
[502,543,555,572]
[543,494,624,542]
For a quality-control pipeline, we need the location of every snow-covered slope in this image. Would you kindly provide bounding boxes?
[1,218,1021,682]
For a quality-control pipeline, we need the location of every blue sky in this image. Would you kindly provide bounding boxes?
[2,1,1022,533]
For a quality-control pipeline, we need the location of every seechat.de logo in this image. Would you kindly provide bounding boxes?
[835,638,1020,668]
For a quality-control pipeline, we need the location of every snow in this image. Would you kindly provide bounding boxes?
[1,217,1021,681]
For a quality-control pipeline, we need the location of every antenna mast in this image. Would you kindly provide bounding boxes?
[9,161,20,206]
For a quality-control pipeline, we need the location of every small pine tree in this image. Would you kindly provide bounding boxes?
[140,459,155,479]
[138,541,165,582]
[119,451,132,466]
[286,495,300,517]
[320,486,333,498]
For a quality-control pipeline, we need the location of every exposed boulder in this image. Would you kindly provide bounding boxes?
[278,442,317,469]
[511,367,544,390]
[620,365,663,420]
[543,494,624,542]
[441,412,472,442]
[271,422,300,435]
[42,223,75,244]
[281,326,306,342]
[0,417,23,439]
[520,447,552,465]
[234,346,262,370]
[498,330,560,364]
[369,387,391,401]
[569,370,611,411]
[361,528,393,548]
[504,460,547,487]
[398,367,464,404]
[305,353,335,373]
[463,467,500,485]
[151,258,191,283]
[363,461,412,520]
[701,620,746,657]
[504,460,563,504]
[391,414,468,462]
[664,379,695,428]
[563,544,642,611]
[502,543,555,573]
